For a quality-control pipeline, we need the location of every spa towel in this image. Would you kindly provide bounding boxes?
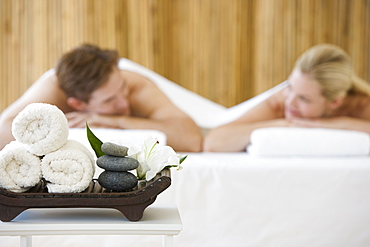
[11,103,69,156]
[41,140,95,193]
[247,127,370,156]
[0,141,42,192]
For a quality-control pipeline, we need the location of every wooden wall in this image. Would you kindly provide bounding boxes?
[1,0,369,112]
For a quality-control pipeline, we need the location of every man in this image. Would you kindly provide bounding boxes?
[0,44,202,152]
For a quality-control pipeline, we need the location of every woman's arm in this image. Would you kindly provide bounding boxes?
[204,118,292,152]
[289,96,370,133]
[289,116,370,134]
[203,91,287,152]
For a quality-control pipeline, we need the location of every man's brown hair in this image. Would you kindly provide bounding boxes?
[56,44,119,102]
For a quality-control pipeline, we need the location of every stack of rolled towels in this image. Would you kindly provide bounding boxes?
[0,103,95,193]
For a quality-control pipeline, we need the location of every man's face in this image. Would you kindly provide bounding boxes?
[85,68,130,115]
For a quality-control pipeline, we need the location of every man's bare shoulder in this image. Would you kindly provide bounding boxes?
[120,70,153,87]
[3,71,71,116]
[119,70,181,117]
[120,70,163,99]
[27,71,58,91]
[29,73,70,108]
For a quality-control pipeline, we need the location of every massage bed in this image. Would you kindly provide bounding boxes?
[2,151,369,247]
[1,59,370,247]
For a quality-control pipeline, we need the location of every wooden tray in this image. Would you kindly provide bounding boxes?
[0,169,171,222]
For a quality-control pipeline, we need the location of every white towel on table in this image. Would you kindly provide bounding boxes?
[41,140,95,193]
[11,103,69,156]
[0,141,42,192]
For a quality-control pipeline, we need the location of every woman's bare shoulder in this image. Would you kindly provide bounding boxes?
[234,89,285,123]
[266,89,285,112]
[346,94,370,119]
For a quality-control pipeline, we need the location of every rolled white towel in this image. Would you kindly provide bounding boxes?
[41,140,95,193]
[12,103,69,156]
[0,141,42,192]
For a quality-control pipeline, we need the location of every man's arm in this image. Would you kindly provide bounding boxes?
[0,72,70,150]
[66,72,203,152]
[74,110,203,152]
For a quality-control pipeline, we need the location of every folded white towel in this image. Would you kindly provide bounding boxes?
[11,103,69,156]
[41,140,95,193]
[0,141,42,192]
[247,127,370,156]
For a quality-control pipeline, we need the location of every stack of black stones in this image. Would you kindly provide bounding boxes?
[97,142,139,191]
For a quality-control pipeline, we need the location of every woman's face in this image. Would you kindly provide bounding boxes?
[284,69,330,119]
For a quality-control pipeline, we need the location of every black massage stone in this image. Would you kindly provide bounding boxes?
[101,142,128,157]
[98,171,138,191]
[96,155,139,172]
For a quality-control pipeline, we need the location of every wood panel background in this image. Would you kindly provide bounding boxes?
[0,0,369,112]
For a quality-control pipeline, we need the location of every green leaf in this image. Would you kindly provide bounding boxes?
[179,155,188,164]
[86,122,105,158]
[165,165,179,168]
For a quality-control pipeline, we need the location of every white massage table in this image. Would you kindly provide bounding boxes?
[2,152,370,247]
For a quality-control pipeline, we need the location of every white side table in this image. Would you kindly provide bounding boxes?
[0,206,182,247]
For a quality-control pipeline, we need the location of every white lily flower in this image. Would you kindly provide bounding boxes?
[134,137,180,181]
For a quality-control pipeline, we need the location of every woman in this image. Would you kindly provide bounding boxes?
[203,44,370,152]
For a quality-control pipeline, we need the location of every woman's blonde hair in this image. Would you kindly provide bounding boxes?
[294,44,370,101]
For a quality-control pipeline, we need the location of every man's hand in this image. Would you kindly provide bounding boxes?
[65,111,103,128]
[65,111,88,128]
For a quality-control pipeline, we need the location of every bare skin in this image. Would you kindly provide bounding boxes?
[0,68,202,152]
[203,70,370,152]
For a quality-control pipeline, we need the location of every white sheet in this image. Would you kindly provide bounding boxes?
[2,152,370,247]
